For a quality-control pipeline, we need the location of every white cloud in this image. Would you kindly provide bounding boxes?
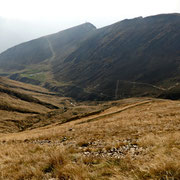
[0,0,179,52]
[0,0,179,25]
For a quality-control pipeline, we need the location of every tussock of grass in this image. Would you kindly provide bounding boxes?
[0,143,91,180]
[0,97,180,179]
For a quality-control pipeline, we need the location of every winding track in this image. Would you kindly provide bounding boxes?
[45,37,56,62]
[75,100,153,125]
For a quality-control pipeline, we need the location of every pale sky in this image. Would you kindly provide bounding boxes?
[0,0,180,52]
[0,0,180,27]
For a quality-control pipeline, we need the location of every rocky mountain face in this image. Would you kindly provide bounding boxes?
[0,14,180,100]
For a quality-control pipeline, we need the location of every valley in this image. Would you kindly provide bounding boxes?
[0,78,179,179]
[0,14,180,100]
[0,13,180,179]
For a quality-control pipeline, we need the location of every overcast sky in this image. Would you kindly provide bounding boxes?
[0,0,180,52]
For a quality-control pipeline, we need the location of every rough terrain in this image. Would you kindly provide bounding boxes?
[0,80,179,179]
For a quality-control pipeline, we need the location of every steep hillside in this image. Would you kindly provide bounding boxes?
[0,37,52,71]
[0,23,96,85]
[0,77,110,133]
[53,14,180,100]
[0,14,180,100]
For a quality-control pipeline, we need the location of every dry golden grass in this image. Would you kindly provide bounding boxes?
[0,77,50,93]
[0,143,89,180]
[0,78,180,179]
[0,96,179,179]
[0,77,98,132]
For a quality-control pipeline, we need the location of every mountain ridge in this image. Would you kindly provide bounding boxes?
[0,14,180,100]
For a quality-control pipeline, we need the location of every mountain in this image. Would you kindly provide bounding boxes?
[0,14,180,178]
[0,17,72,53]
[53,14,180,100]
[0,14,180,100]
[0,22,96,70]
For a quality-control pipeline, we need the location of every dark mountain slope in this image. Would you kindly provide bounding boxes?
[52,14,180,99]
[0,37,52,71]
[0,14,180,100]
[47,23,96,64]
[0,22,96,77]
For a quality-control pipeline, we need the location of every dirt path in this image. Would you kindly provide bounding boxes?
[119,80,166,91]
[47,99,154,129]
[74,100,152,125]
[119,80,180,92]
[45,37,56,62]
[0,98,159,142]
[167,82,180,90]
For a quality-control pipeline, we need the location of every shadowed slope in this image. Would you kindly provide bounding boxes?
[0,23,96,86]
[0,14,180,100]
[53,14,180,100]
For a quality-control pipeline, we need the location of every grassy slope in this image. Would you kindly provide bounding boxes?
[0,77,109,132]
[0,23,96,89]
[0,77,72,132]
[1,15,180,101]
[52,14,180,100]
[0,95,179,179]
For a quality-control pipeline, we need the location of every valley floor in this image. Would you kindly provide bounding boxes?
[0,95,179,179]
